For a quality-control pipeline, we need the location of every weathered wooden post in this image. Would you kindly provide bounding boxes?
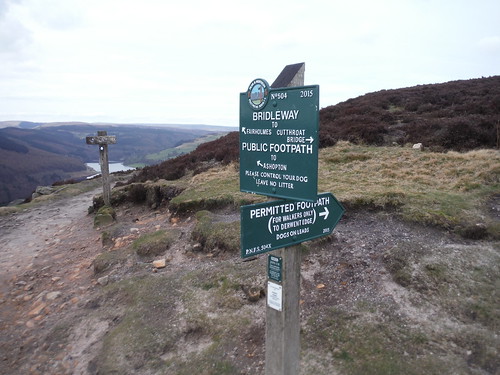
[86,130,116,206]
[239,63,344,375]
[265,63,304,375]
[265,246,301,374]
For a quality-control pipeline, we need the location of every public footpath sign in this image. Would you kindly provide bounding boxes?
[240,79,319,202]
[240,192,345,258]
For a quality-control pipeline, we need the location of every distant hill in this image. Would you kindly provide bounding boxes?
[131,76,500,184]
[130,132,239,183]
[0,124,230,205]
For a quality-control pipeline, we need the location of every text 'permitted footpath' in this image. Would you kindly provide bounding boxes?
[240,193,345,258]
[240,81,319,202]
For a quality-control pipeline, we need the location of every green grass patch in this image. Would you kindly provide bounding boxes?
[191,210,240,254]
[93,247,132,274]
[162,342,240,375]
[93,205,116,227]
[145,134,227,163]
[94,275,183,373]
[382,233,500,336]
[156,142,498,235]
[319,143,500,233]
[132,229,180,257]
[303,307,450,375]
[0,178,102,216]
[158,262,264,373]
[168,163,263,215]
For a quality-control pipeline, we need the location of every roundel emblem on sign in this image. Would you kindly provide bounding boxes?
[247,78,269,111]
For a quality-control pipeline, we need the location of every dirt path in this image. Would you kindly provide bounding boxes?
[0,186,189,374]
[0,188,101,293]
[0,188,104,374]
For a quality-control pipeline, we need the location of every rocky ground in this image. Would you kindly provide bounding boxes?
[0,186,498,374]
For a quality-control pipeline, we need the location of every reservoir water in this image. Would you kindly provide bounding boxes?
[86,162,134,174]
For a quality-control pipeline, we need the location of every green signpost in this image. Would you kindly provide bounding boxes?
[239,69,344,375]
[240,79,319,202]
[240,193,345,258]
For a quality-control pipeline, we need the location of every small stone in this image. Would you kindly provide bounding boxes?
[412,143,423,150]
[46,291,62,301]
[130,228,140,233]
[97,276,109,286]
[23,284,34,291]
[153,259,167,269]
[28,301,47,316]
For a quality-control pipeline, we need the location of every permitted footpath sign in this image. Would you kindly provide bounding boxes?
[240,192,345,258]
[240,79,319,202]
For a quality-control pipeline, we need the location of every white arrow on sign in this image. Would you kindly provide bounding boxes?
[257,160,263,167]
[319,207,329,220]
[306,136,314,143]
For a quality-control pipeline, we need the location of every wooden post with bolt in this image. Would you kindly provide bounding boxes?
[86,130,116,206]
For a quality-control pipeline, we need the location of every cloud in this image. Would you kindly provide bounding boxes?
[0,17,32,56]
[479,36,500,54]
[1,0,499,125]
[0,0,33,56]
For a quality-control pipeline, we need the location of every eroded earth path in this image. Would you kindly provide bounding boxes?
[0,188,104,373]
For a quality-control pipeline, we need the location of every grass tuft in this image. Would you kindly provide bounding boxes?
[191,211,240,254]
[132,229,180,257]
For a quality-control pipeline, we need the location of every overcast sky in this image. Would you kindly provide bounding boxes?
[1,0,499,127]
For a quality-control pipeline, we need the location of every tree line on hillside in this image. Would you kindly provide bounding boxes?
[130,76,499,184]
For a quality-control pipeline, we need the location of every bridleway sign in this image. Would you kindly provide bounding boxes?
[239,78,319,202]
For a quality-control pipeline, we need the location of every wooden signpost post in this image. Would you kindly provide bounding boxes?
[239,64,345,375]
[86,130,116,206]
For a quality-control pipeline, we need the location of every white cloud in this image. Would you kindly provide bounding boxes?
[0,0,33,57]
[479,36,500,53]
[0,0,499,125]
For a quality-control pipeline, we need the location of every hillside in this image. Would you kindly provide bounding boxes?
[0,141,498,374]
[131,76,500,184]
[0,124,228,205]
[319,76,500,150]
